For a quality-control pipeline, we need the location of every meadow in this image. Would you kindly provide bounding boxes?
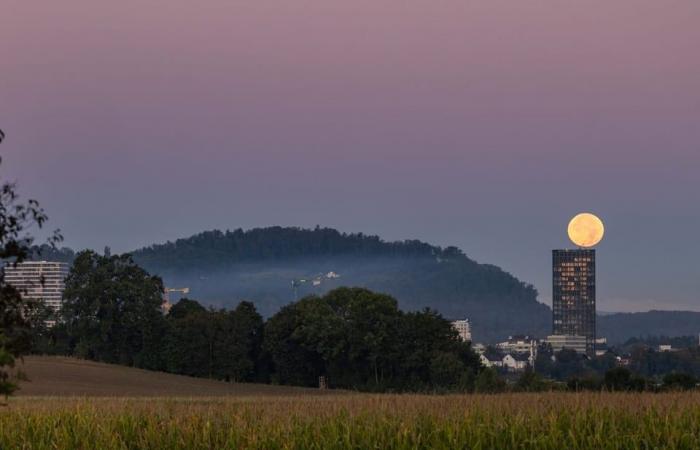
[3,393,700,449]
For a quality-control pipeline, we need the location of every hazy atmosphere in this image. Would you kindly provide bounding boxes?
[2,0,699,311]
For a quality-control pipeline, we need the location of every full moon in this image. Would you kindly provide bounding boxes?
[567,213,604,248]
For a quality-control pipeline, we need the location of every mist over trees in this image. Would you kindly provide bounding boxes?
[127,227,549,342]
[39,252,483,391]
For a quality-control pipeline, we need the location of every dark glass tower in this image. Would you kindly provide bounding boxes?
[552,249,596,354]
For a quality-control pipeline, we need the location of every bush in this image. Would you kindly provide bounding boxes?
[663,372,697,391]
[474,368,506,393]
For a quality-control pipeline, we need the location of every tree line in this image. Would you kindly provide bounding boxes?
[34,250,487,392]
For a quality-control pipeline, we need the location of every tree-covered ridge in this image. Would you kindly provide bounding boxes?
[126,226,545,341]
[133,226,465,269]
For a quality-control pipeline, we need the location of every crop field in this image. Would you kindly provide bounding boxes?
[3,393,700,449]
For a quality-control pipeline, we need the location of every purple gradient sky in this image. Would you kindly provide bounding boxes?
[2,0,699,311]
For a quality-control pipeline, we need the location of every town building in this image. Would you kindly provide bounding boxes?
[479,346,532,372]
[479,353,503,369]
[4,261,70,325]
[451,318,472,342]
[502,353,530,372]
[552,249,596,354]
[594,337,609,356]
[545,335,588,354]
[496,335,538,354]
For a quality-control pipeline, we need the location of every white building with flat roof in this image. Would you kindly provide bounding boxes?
[451,318,472,342]
[496,335,538,354]
[4,261,70,320]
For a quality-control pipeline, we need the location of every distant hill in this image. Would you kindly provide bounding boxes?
[130,227,550,343]
[598,311,700,345]
[27,244,76,263]
[28,228,699,345]
[18,356,328,397]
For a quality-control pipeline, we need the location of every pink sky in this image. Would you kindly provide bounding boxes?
[1,0,699,311]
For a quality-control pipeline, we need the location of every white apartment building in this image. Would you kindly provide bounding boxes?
[4,261,70,316]
[451,318,472,342]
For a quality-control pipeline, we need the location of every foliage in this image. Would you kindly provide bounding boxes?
[263,287,481,391]
[567,375,602,392]
[45,263,479,392]
[59,251,166,368]
[603,367,648,392]
[474,367,506,393]
[134,227,444,268]
[514,367,549,392]
[162,299,263,382]
[662,372,697,391]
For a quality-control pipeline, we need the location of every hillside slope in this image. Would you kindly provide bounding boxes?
[130,227,550,342]
[598,311,700,344]
[17,356,327,397]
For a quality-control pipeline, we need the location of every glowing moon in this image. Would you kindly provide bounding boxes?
[567,213,604,248]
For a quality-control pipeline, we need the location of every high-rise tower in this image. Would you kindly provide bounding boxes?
[552,249,596,354]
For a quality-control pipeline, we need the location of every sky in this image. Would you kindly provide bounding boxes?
[1,0,699,312]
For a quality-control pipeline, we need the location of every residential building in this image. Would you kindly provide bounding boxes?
[4,261,70,325]
[594,337,609,356]
[479,353,503,368]
[502,353,530,372]
[480,351,531,372]
[552,249,596,354]
[545,335,588,354]
[496,335,538,354]
[451,318,472,342]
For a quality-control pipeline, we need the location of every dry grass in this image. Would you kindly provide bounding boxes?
[3,393,700,449]
[16,356,324,397]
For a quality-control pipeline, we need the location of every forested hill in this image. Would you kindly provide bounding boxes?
[28,228,700,344]
[134,227,448,270]
[130,227,551,342]
[598,311,700,344]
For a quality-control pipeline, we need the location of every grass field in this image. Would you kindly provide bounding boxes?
[16,356,324,397]
[4,393,700,449]
[7,358,700,449]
